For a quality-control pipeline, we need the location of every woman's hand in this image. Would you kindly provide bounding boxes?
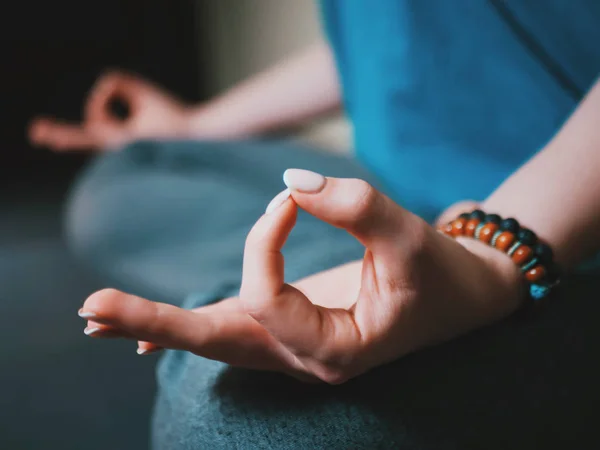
[78,170,525,383]
[28,43,342,154]
[29,71,192,152]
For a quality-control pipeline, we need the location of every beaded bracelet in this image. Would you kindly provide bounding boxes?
[439,209,561,302]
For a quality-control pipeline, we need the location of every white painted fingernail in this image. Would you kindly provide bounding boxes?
[84,327,101,336]
[283,169,326,193]
[135,347,163,355]
[137,348,161,356]
[265,188,291,214]
[78,310,97,319]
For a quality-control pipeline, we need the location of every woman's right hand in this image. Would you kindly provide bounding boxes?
[78,172,523,383]
[29,71,193,152]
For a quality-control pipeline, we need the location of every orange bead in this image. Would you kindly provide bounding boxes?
[525,265,546,282]
[442,223,454,235]
[494,231,516,252]
[465,219,480,237]
[451,218,468,236]
[478,223,499,244]
[512,245,533,265]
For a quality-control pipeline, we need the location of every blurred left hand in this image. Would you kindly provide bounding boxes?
[79,174,524,383]
[29,71,190,152]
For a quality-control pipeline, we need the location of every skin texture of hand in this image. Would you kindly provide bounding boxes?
[78,170,524,384]
[29,71,191,152]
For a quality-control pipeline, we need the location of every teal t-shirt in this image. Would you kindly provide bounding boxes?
[320,0,600,222]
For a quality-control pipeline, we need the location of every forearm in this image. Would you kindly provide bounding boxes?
[482,78,600,269]
[186,41,341,139]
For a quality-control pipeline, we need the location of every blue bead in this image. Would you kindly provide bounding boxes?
[534,243,554,263]
[518,228,537,246]
[500,218,520,233]
[485,213,501,224]
[529,284,550,301]
[470,209,486,221]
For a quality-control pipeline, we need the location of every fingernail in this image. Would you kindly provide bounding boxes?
[137,347,161,356]
[283,169,326,193]
[84,327,101,336]
[78,309,97,319]
[265,188,291,214]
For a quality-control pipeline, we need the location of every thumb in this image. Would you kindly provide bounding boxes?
[283,169,411,252]
[84,71,147,126]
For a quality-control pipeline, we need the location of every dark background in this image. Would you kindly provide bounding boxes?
[0,0,201,179]
[0,1,201,448]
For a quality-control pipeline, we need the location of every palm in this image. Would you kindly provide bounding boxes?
[186,260,364,372]
[180,259,365,377]
[290,260,363,309]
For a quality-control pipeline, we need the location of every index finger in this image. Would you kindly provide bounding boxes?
[240,189,297,305]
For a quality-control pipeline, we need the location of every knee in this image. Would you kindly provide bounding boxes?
[64,146,152,264]
[64,175,120,265]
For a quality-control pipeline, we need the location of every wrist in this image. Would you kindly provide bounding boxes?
[182,104,220,139]
[441,208,562,304]
[183,102,252,140]
[185,89,284,140]
[457,236,526,308]
[480,183,584,270]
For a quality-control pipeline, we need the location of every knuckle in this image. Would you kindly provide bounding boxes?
[84,288,123,311]
[145,301,166,335]
[349,180,378,221]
